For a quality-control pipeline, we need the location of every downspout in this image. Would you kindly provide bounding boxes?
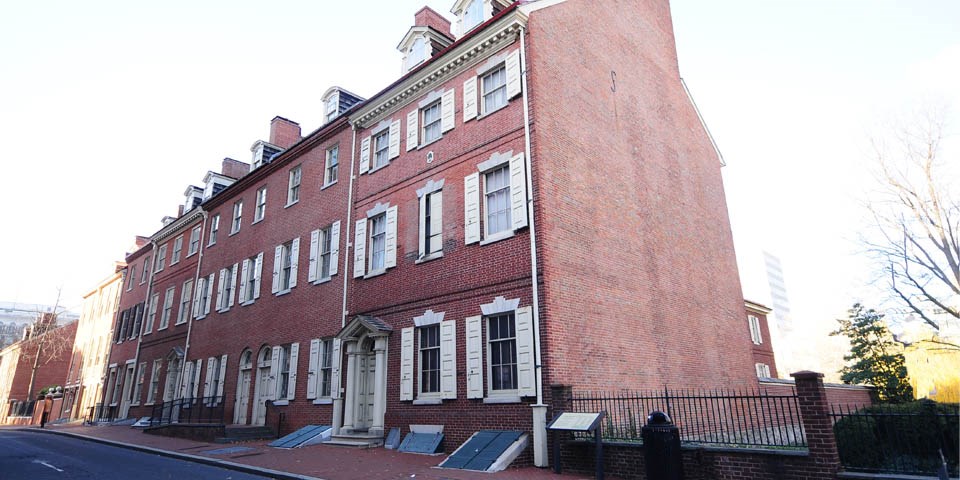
[176,210,207,400]
[519,25,548,468]
[332,123,359,435]
[124,240,158,418]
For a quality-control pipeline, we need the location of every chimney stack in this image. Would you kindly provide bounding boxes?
[270,116,301,149]
[414,6,452,37]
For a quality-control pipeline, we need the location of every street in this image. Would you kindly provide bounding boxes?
[0,429,275,480]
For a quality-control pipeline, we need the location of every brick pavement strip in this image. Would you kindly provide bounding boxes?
[18,425,609,480]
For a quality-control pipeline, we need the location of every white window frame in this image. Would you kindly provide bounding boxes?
[145,292,159,334]
[319,339,333,398]
[359,119,399,175]
[176,279,192,325]
[273,343,299,403]
[323,145,339,187]
[193,274,214,320]
[464,151,528,245]
[308,222,340,284]
[354,204,398,278]
[239,252,263,304]
[324,93,339,123]
[209,214,220,245]
[417,179,444,261]
[755,363,771,378]
[465,298,535,401]
[216,264,238,312]
[418,324,441,397]
[287,165,302,206]
[140,256,150,284]
[131,361,146,406]
[155,245,167,272]
[401,311,456,403]
[146,359,162,405]
[171,236,183,265]
[231,200,243,234]
[159,286,175,330]
[254,187,267,223]
[272,238,299,295]
[421,101,442,144]
[373,129,390,169]
[464,49,520,122]
[748,315,763,345]
[188,225,201,256]
[126,266,136,291]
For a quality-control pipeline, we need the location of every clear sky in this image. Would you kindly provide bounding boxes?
[1,1,958,369]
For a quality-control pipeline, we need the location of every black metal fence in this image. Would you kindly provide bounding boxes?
[830,402,959,476]
[567,388,805,448]
[85,403,115,424]
[149,396,225,427]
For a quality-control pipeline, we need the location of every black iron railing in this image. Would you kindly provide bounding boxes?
[149,396,225,427]
[85,403,114,424]
[567,388,805,448]
[830,402,959,476]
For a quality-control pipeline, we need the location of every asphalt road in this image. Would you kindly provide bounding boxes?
[0,429,275,480]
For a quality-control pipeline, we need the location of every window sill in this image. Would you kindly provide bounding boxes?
[217,308,230,314]
[274,288,292,297]
[417,136,442,150]
[142,331,151,336]
[312,398,333,405]
[229,230,240,237]
[364,269,387,279]
[321,180,337,190]
[415,252,443,264]
[130,403,140,407]
[284,200,299,209]
[478,102,509,120]
[367,162,390,175]
[157,326,169,331]
[207,241,217,247]
[144,402,155,407]
[194,315,206,321]
[240,300,255,307]
[187,252,198,258]
[312,277,333,286]
[479,230,515,246]
[482,395,521,404]
[412,398,442,406]
[175,321,187,326]
[252,218,264,225]
[272,400,290,406]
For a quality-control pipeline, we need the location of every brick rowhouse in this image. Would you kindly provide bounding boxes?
[102,0,758,468]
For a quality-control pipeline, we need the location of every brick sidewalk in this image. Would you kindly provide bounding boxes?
[26,424,616,480]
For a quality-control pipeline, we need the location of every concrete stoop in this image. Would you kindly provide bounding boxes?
[324,432,384,448]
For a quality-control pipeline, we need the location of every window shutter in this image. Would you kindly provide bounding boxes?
[509,152,529,230]
[441,88,455,132]
[464,173,481,244]
[466,315,483,399]
[287,343,299,400]
[205,274,214,315]
[269,346,281,399]
[216,354,228,399]
[388,119,401,159]
[359,136,371,174]
[418,195,427,258]
[755,363,764,378]
[400,327,414,401]
[329,221,340,276]
[330,338,342,399]
[289,238,300,288]
[463,77,478,122]
[180,361,193,399]
[308,229,320,283]
[228,263,238,307]
[430,191,443,254]
[203,357,215,398]
[253,253,263,299]
[506,49,521,99]
[306,339,320,399]
[515,306,536,397]
[406,110,418,151]
[216,269,226,311]
[192,280,203,317]
[272,245,282,293]
[239,258,250,303]
[192,359,202,399]
[440,319,457,399]
[385,205,398,269]
[353,219,367,278]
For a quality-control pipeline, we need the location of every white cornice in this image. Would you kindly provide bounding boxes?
[151,209,204,243]
[351,9,528,129]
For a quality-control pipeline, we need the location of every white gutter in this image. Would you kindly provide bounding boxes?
[341,125,359,329]
[519,26,548,468]
[175,211,208,400]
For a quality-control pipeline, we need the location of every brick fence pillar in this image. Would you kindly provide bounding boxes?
[791,371,840,478]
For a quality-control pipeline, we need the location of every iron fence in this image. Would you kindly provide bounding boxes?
[566,388,805,448]
[830,402,959,476]
[85,403,114,424]
[149,396,225,427]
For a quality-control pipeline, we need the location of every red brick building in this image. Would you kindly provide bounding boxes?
[103,0,757,467]
[746,300,778,379]
[0,316,78,423]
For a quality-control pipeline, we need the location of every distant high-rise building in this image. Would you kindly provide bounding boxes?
[763,251,793,335]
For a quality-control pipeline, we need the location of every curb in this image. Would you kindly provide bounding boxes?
[19,427,323,480]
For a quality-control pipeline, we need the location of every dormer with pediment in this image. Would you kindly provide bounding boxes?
[321,87,365,125]
[249,139,282,172]
[398,7,454,74]
[451,0,511,38]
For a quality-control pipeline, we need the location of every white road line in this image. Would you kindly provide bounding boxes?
[32,459,64,472]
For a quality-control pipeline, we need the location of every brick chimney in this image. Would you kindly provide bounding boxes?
[270,116,301,149]
[220,157,250,180]
[415,6,452,38]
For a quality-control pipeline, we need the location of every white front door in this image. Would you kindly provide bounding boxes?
[253,365,270,425]
[118,364,135,418]
[354,347,376,430]
[236,369,251,424]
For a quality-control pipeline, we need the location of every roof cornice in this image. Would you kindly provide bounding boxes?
[151,209,204,243]
[351,7,527,128]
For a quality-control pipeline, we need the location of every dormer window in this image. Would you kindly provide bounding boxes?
[325,93,339,123]
[251,140,282,171]
[463,0,483,32]
[321,87,365,125]
[405,37,427,72]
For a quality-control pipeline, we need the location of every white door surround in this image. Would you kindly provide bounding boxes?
[234,349,253,425]
[252,346,272,426]
[335,315,392,437]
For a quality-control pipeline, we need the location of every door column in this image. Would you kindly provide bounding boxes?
[340,341,358,433]
[370,337,388,436]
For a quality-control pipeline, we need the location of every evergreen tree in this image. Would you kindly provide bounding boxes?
[831,303,914,402]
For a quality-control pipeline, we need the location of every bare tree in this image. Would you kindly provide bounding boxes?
[20,289,75,400]
[863,108,959,350]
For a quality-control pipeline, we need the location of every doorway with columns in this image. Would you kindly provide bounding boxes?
[334,316,392,437]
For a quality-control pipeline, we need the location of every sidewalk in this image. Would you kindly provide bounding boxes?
[24,423,615,480]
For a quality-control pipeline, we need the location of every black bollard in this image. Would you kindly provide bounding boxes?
[641,411,684,480]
